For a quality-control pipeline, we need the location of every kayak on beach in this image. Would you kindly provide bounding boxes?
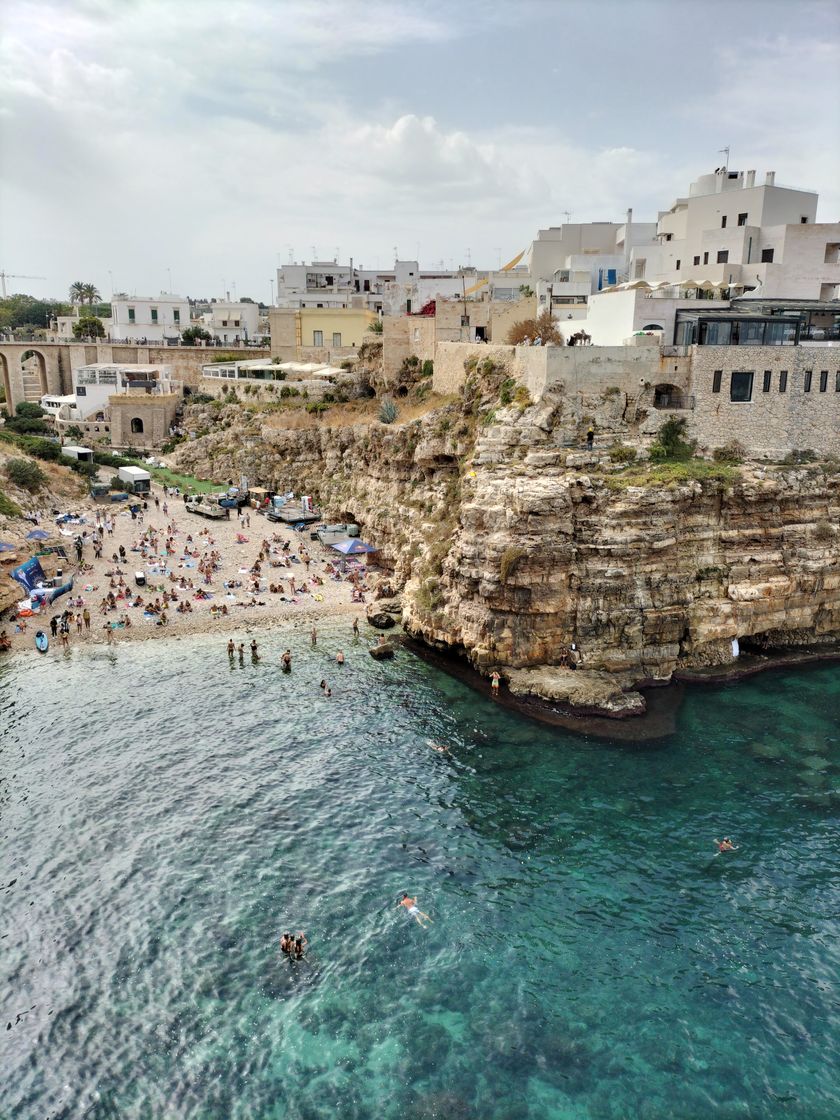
[34,631,49,653]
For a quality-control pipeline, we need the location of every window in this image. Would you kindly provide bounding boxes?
[836,371,840,392]
[634,259,646,279]
[703,252,709,265]
[737,213,748,226]
[313,330,323,346]
[779,370,788,393]
[173,309,180,324]
[151,308,158,323]
[693,255,700,266]
[130,417,144,434]
[761,248,774,263]
[675,259,681,269]
[819,370,828,392]
[800,216,808,224]
[332,332,342,347]
[712,370,722,393]
[717,250,729,264]
[664,233,673,241]
[803,370,812,393]
[730,371,754,402]
[128,307,135,323]
[721,216,727,229]
[763,370,772,392]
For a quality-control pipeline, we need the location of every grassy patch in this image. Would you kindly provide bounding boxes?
[602,459,739,490]
[148,466,220,493]
[500,545,526,582]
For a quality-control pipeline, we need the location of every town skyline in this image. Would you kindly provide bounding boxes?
[1,0,838,304]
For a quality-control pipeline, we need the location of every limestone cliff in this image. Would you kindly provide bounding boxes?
[172,388,840,715]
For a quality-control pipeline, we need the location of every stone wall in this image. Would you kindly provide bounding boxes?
[687,346,840,457]
[109,393,179,449]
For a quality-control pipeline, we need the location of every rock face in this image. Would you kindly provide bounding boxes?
[172,389,840,715]
[505,667,647,718]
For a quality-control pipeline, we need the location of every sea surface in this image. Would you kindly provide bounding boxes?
[1,627,838,1120]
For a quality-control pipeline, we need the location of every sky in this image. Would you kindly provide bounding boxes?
[1,0,838,304]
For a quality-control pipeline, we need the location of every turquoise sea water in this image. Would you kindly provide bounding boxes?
[1,628,838,1120]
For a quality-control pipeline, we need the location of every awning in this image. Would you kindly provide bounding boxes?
[330,539,378,555]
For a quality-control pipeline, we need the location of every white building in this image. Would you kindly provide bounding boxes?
[52,312,114,341]
[527,215,659,320]
[275,259,485,315]
[201,301,261,343]
[41,363,178,423]
[628,168,840,299]
[110,294,190,342]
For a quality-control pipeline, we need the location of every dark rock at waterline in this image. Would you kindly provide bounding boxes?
[366,597,402,629]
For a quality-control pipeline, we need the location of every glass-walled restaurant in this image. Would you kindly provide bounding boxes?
[674,302,840,346]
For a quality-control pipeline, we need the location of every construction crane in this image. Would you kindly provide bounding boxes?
[0,271,47,298]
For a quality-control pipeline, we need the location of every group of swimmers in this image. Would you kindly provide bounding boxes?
[279,931,307,959]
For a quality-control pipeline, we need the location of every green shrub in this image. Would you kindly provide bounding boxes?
[514,385,532,408]
[110,475,124,490]
[305,402,329,414]
[500,545,526,582]
[322,392,336,403]
[499,378,516,406]
[367,318,383,334]
[0,488,22,517]
[421,360,434,378]
[5,457,46,491]
[609,443,637,463]
[63,457,98,478]
[712,440,745,464]
[782,449,817,465]
[813,520,834,542]
[379,397,398,424]
[15,402,45,419]
[279,385,300,398]
[189,392,215,405]
[4,416,51,435]
[650,417,695,462]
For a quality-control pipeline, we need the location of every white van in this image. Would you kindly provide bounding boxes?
[117,465,152,494]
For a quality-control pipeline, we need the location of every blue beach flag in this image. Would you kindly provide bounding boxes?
[10,556,47,594]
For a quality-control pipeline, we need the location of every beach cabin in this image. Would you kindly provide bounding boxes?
[117,466,152,494]
[61,445,94,462]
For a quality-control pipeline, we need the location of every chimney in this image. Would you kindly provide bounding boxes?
[765,171,776,186]
[745,170,756,188]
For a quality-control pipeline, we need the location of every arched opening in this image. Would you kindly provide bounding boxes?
[20,349,48,398]
[130,417,145,434]
[0,354,11,410]
[641,323,664,332]
[396,384,409,397]
[653,383,687,409]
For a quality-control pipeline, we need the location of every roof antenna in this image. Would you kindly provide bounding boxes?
[718,146,730,171]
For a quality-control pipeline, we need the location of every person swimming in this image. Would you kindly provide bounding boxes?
[715,837,738,852]
[398,893,432,928]
[280,931,292,954]
[293,932,307,959]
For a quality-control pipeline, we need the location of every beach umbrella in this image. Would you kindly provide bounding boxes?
[0,541,18,552]
[26,529,51,541]
[330,539,378,555]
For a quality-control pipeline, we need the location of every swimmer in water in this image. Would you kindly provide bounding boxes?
[280,932,293,954]
[293,932,308,959]
[427,740,449,754]
[715,837,738,852]
[398,893,432,928]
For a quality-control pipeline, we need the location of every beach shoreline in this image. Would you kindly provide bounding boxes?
[2,487,371,656]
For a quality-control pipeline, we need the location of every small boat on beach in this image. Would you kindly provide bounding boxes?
[34,631,49,653]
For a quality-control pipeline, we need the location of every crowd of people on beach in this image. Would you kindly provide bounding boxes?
[8,487,375,651]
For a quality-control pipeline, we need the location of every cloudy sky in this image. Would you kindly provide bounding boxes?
[1,0,838,304]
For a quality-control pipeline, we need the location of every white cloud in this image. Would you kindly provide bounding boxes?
[0,1,837,300]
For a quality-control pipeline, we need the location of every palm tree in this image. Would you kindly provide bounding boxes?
[69,281,87,306]
[68,281,101,308]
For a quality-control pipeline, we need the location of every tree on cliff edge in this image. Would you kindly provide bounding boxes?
[506,309,564,347]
